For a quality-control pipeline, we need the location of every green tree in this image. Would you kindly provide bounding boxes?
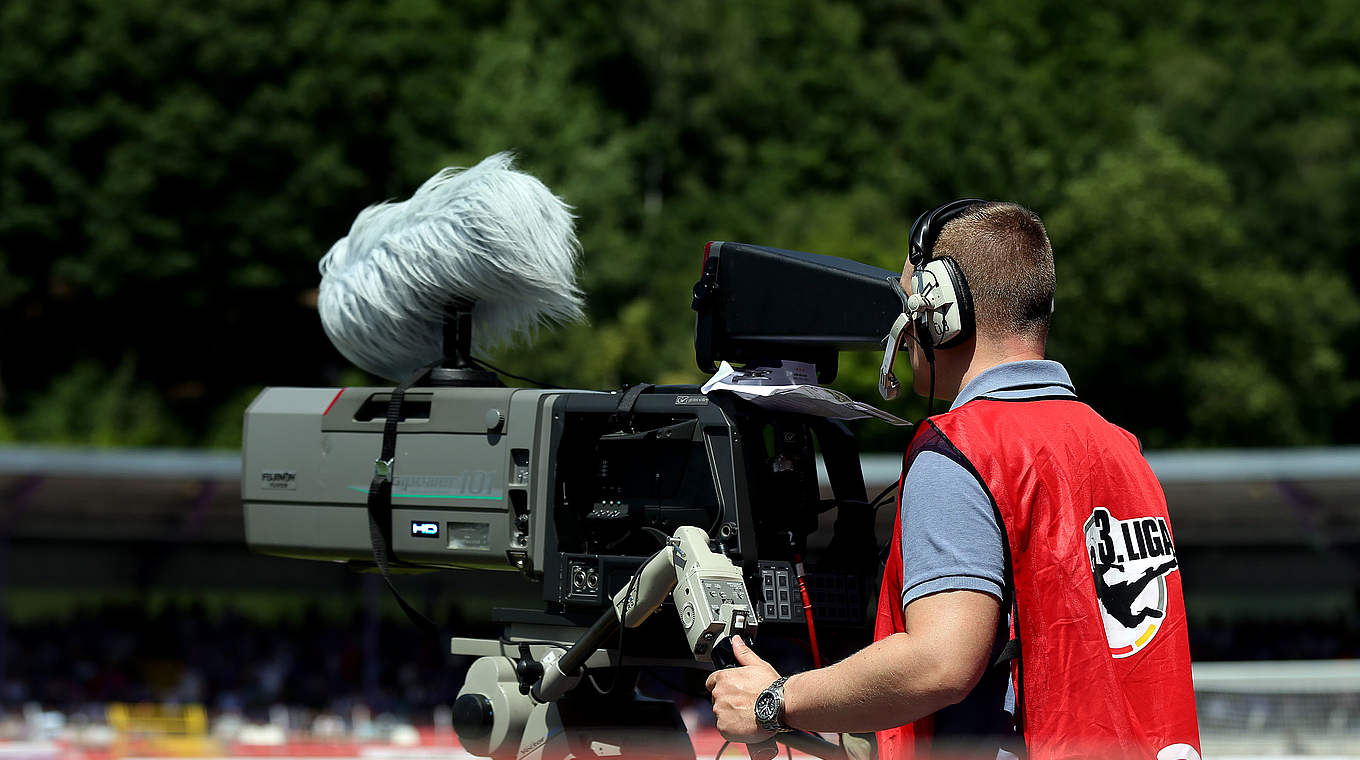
[1048,124,1359,446]
[1,0,1357,449]
[17,357,187,446]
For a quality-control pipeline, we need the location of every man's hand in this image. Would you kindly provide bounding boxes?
[704,635,781,743]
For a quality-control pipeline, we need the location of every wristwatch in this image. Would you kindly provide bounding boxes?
[753,676,792,733]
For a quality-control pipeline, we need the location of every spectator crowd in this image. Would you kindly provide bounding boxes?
[0,601,1356,718]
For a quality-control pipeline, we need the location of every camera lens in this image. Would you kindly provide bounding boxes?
[453,694,494,747]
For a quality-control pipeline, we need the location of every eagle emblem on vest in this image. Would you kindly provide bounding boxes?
[1083,507,1180,658]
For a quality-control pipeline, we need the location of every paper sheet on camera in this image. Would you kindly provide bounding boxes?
[701,362,912,426]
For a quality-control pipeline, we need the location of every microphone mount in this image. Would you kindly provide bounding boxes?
[431,298,502,387]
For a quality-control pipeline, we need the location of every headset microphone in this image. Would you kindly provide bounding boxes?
[878,278,919,401]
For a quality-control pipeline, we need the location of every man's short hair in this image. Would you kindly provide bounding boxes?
[932,202,1054,341]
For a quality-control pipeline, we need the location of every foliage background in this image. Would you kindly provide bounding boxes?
[2,0,1357,451]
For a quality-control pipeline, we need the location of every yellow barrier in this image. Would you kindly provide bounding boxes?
[107,703,219,758]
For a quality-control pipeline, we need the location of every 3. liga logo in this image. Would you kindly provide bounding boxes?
[1083,507,1180,658]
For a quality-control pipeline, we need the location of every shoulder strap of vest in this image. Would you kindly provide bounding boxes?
[914,418,1025,730]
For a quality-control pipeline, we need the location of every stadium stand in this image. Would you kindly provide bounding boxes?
[1,445,1357,757]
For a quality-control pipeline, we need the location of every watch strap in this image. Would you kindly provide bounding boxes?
[756,676,792,733]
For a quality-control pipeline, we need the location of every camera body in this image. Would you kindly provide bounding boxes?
[245,241,903,633]
[244,382,872,625]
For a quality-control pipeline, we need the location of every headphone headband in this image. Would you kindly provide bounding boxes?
[908,198,985,266]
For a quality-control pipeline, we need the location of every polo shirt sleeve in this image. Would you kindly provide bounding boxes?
[899,450,1006,611]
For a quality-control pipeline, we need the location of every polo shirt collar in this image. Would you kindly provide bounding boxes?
[950,360,1076,410]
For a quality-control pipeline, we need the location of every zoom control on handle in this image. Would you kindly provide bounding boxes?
[711,636,779,760]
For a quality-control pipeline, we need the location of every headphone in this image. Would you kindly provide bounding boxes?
[878,199,983,400]
[905,198,982,349]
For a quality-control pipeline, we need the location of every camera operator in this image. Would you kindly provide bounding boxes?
[706,202,1201,759]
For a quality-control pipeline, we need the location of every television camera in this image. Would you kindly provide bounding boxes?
[241,157,908,760]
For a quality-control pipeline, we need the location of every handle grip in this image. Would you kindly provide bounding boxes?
[711,637,779,760]
[710,635,740,669]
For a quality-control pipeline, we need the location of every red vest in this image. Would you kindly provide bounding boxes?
[875,398,1201,760]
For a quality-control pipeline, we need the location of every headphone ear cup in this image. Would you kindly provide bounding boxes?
[921,257,974,349]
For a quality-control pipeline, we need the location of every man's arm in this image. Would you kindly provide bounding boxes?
[782,588,1000,733]
[706,451,1006,741]
[704,590,999,741]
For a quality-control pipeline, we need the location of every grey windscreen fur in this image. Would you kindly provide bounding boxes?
[317,152,585,381]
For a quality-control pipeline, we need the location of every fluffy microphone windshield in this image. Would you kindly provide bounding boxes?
[318,152,585,381]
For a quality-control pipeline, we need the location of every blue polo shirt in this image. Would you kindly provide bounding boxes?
[898,359,1077,756]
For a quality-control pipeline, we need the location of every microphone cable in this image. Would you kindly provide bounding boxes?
[469,356,562,389]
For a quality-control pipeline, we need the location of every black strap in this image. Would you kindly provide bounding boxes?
[613,383,654,430]
[992,637,1021,669]
[1010,594,1025,734]
[366,361,443,638]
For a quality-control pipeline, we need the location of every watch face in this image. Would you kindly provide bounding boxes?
[754,691,778,722]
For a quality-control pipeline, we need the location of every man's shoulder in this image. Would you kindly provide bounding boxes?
[933,395,1145,464]
[903,447,982,490]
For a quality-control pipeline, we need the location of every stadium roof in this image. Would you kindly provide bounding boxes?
[1,445,1358,546]
[858,448,1360,549]
[0,446,240,480]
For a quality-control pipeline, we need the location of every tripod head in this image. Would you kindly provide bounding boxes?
[451,525,843,760]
